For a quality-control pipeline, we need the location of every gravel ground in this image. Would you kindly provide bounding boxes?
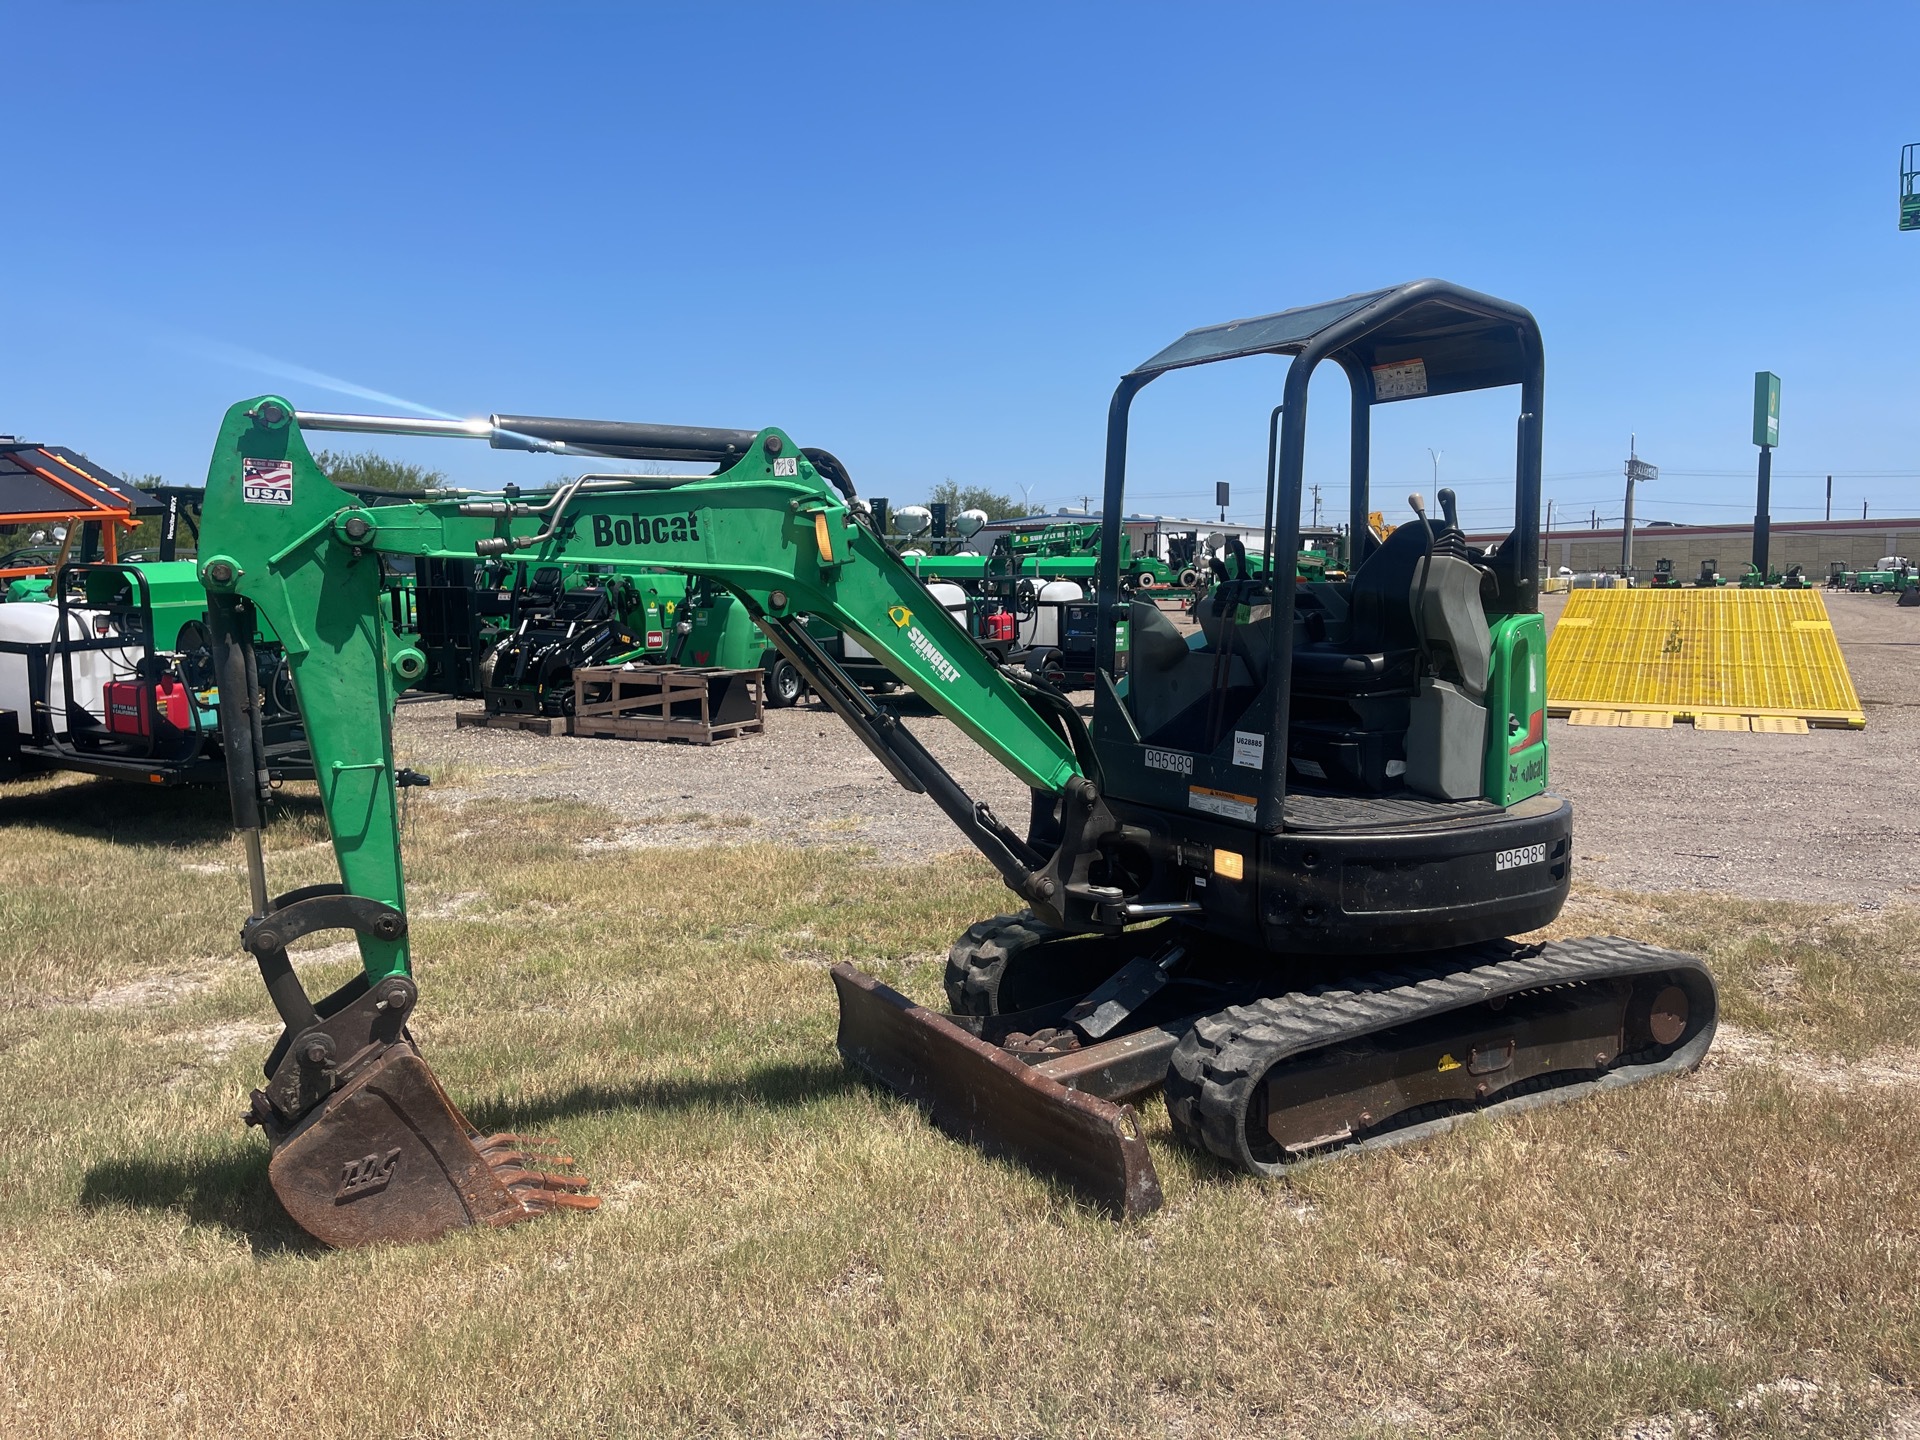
[1544,588,1919,905]
[393,589,1919,907]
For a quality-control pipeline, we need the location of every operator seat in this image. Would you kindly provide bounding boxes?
[1285,502,1497,800]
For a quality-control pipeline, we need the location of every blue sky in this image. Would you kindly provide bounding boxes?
[5,3,1917,534]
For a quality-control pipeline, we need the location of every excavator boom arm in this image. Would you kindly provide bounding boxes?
[198,397,1086,982]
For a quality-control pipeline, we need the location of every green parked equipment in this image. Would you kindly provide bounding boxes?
[1844,557,1917,595]
[669,576,911,707]
[193,281,1715,1248]
[0,561,320,786]
[478,564,688,715]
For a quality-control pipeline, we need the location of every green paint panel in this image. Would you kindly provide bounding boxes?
[1484,613,1547,805]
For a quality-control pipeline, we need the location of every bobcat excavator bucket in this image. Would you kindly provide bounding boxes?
[241,889,598,1249]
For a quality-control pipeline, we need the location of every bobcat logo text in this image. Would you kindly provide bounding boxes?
[590,512,702,548]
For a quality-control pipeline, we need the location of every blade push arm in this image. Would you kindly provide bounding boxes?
[198,398,1099,983]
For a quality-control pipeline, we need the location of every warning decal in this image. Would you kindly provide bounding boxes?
[1188,785,1257,823]
[1371,358,1428,401]
[242,457,294,505]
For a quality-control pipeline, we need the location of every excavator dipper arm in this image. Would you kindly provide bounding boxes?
[198,397,1150,1244]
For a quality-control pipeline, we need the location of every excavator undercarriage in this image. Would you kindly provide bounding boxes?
[836,917,1714,1216]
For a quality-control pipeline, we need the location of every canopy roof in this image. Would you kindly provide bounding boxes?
[1128,279,1539,402]
[0,442,159,523]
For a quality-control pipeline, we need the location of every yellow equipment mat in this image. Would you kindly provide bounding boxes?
[1547,589,1865,729]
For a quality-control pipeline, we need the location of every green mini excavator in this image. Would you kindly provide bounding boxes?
[197,281,1716,1246]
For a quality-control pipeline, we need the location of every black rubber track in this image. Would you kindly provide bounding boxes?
[1164,934,1718,1177]
[944,913,1170,1017]
[944,913,1063,1016]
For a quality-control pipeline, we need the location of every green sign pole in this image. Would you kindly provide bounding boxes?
[1752,371,1780,574]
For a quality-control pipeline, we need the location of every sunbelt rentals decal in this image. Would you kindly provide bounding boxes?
[889,606,960,684]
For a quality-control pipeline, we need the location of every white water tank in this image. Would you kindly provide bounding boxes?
[0,603,121,738]
[926,581,971,622]
[1021,580,1083,648]
[954,508,988,539]
[894,505,933,539]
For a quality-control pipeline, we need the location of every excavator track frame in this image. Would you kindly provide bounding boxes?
[833,934,1716,1217]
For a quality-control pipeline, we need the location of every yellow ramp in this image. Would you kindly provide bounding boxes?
[1547,589,1865,729]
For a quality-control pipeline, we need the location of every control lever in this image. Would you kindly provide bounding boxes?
[1407,493,1437,676]
[1438,487,1459,531]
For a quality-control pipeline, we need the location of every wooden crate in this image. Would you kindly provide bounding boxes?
[571,665,765,745]
[455,710,570,737]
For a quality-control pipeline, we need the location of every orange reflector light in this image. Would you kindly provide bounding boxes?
[1212,849,1244,881]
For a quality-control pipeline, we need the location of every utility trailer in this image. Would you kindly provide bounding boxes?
[0,562,312,787]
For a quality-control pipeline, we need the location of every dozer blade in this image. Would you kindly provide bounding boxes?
[830,964,1163,1218]
[267,1043,597,1249]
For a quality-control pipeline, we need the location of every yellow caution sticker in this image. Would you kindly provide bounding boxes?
[1437,1053,1462,1072]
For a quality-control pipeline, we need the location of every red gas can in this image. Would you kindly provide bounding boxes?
[985,609,1017,643]
[104,679,191,738]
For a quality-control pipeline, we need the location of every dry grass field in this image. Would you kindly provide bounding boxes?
[2,771,1918,1439]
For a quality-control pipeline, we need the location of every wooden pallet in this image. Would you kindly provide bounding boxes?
[455,710,570,737]
[571,665,765,745]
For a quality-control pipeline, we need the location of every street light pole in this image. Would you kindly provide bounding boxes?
[1622,434,1657,578]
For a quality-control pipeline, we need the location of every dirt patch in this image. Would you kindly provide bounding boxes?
[163,1019,281,1061]
[1696,1022,1920,1093]
[388,592,1917,907]
[77,969,225,1010]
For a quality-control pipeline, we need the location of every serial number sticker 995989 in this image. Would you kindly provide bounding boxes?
[1494,843,1546,873]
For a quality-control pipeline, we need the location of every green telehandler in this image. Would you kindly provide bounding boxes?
[195,280,1716,1247]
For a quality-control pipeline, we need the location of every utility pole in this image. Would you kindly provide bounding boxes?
[1426,448,1442,497]
[1310,483,1322,527]
[1622,434,1657,578]
[1825,475,1832,522]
